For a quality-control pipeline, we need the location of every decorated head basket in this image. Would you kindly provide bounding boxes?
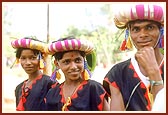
[11,37,47,69]
[114,4,164,50]
[46,37,97,81]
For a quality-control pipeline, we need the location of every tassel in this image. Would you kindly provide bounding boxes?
[56,70,61,80]
[62,97,71,111]
[126,36,133,50]
[10,58,19,69]
[158,28,164,48]
[158,35,164,48]
[50,68,61,81]
[83,60,91,80]
[50,69,56,81]
[162,36,164,48]
[38,52,44,69]
[84,69,90,80]
[120,39,127,51]
[120,29,129,51]
[40,59,44,69]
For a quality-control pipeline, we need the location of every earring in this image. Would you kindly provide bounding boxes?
[38,52,45,69]
[158,28,164,48]
[120,29,133,51]
[50,68,61,81]
[83,60,91,80]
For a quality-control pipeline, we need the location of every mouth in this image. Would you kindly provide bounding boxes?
[24,67,34,71]
[138,40,152,47]
[68,71,80,75]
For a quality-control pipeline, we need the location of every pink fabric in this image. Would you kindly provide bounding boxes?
[21,39,30,48]
[154,5,163,21]
[47,39,94,55]
[71,39,76,49]
[14,39,19,47]
[136,5,145,20]
[77,39,81,49]
[49,44,54,52]
[130,4,163,22]
[64,40,70,50]
[55,41,63,51]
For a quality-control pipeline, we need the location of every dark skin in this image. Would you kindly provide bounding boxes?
[131,21,164,98]
[109,21,164,110]
[20,49,42,88]
[54,51,110,111]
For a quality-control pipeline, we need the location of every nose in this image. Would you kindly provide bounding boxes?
[25,58,32,65]
[139,29,149,38]
[70,62,77,69]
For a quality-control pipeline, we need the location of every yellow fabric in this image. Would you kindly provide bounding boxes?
[62,97,71,111]
[84,69,90,80]
[56,70,61,80]
[126,37,133,49]
[148,92,154,107]
[40,59,44,69]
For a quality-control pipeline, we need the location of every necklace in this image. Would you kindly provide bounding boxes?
[62,82,82,111]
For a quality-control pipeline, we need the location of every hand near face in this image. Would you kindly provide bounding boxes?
[135,47,160,79]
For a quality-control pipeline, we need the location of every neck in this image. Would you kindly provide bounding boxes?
[28,70,42,81]
[65,77,82,86]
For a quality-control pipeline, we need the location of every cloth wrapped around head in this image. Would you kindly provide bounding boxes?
[113,4,164,50]
[114,4,164,29]
[46,36,97,81]
[11,37,47,69]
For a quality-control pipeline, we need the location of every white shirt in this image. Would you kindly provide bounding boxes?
[152,88,166,112]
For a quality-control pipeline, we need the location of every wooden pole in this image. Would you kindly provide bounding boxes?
[43,4,52,76]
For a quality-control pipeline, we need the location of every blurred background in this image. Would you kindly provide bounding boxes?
[2,2,165,112]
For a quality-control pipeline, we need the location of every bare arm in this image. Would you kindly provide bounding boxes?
[109,85,125,111]
[103,98,110,111]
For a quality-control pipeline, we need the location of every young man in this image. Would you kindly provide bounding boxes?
[103,4,164,111]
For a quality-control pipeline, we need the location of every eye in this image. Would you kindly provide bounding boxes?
[131,27,140,32]
[20,57,26,60]
[31,56,37,60]
[63,60,70,65]
[146,25,154,30]
[75,57,83,63]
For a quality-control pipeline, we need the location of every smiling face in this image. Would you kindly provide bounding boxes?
[20,49,40,75]
[129,21,161,50]
[56,51,85,81]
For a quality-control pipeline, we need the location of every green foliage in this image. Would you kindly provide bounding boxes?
[62,24,124,65]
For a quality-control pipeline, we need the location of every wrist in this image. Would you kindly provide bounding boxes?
[149,80,163,86]
[149,80,163,93]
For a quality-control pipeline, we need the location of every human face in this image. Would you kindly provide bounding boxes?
[57,51,84,81]
[129,21,160,50]
[20,49,39,75]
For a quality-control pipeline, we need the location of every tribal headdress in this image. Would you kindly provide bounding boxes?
[11,37,47,69]
[114,4,164,50]
[46,37,97,81]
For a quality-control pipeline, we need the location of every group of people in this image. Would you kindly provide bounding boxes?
[10,3,165,111]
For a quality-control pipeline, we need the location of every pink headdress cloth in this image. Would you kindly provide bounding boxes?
[114,4,164,29]
[11,38,46,53]
[46,39,95,55]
